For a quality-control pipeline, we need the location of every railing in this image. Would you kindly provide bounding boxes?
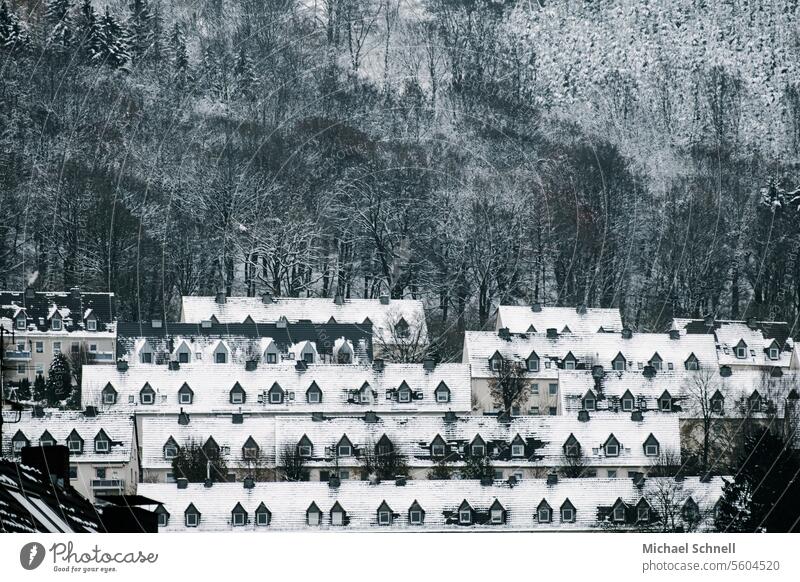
[4,350,31,360]
[91,479,125,490]
[88,352,115,361]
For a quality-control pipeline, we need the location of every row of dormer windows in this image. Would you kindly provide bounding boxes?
[10,429,112,455]
[490,351,703,372]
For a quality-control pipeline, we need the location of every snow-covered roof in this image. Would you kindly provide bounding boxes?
[81,363,472,415]
[464,330,719,378]
[0,290,115,335]
[180,296,428,346]
[272,413,681,469]
[557,369,800,419]
[674,318,794,369]
[497,305,624,334]
[1,410,134,464]
[139,476,724,532]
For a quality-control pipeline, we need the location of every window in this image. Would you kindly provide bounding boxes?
[490,358,501,371]
[436,390,449,403]
[68,440,82,453]
[338,445,352,457]
[331,512,344,526]
[651,360,662,371]
[16,316,25,330]
[531,383,539,395]
[141,352,152,363]
[87,319,97,331]
[266,353,277,364]
[410,510,423,524]
[622,398,633,412]
[89,344,97,352]
[95,468,106,479]
[530,406,539,415]
[564,360,576,370]
[711,398,723,413]
[53,342,61,354]
[308,512,320,526]
[158,513,169,527]
[256,512,270,526]
[493,470,504,480]
[12,440,26,454]
[178,352,189,364]
[308,391,320,403]
[607,469,617,478]
[769,348,779,360]
[459,510,471,524]
[736,347,747,359]
[686,359,698,370]
[141,391,154,405]
[398,390,411,403]
[185,513,199,527]
[432,444,445,457]
[613,359,625,371]
[35,341,43,353]
[178,390,192,405]
[378,511,391,525]
[660,398,671,411]
[668,362,674,370]
[613,506,625,522]
[269,391,282,404]
[303,352,314,364]
[538,508,550,523]
[231,392,244,404]
[528,359,539,372]
[298,445,312,457]
[548,407,557,416]
[338,352,352,364]
[605,444,618,457]
[243,447,258,460]
[164,444,178,459]
[645,444,659,457]
[40,437,54,447]
[17,364,25,374]
[561,508,574,522]
[584,397,595,411]
[491,509,503,524]
[511,444,524,457]
[232,513,246,526]
[51,318,62,331]
[215,352,227,364]
[95,439,109,453]
[471,444,485,457]
[548,383,558,395]
[637,507,650,521]
[69,465,77,479]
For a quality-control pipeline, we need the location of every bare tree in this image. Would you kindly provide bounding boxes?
[647,448,682,478]
[359,438,409,481]
[373,309,434,363]
[488,359,530,415]
[239,450,275,481]
[558,452,589,478]
[644,479,710,533]
[683,368,726,474]
[278,443,308,482]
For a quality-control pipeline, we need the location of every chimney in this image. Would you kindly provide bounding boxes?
[591,365,605,379]
[295,360,308,372]
[444,411,457,423]
[631,472,645,487]
[480,476,494,486]
[668,330,680,340]
[395,476,407,486]
[546,473,558,486]
[372,358,385,372]
[507,475,518,487]
[333,294,344,306]
[576,304,587,315]
[577,410,590,422]
[261,293,274,304]
[21,446,70,489]
[379,294,390,305]
[178,409,190,425]
[70,286,81,299]
[116,360,129,372]
[243,477,255,489]
[746,316,758,330]
[422,357,436,371]
[621,327,633,339]
[328,476,341,488]
[24,287,36,299]
[204,479,213,488]
[32,405,45,418]
[177,477,188,489]
[168,360,180,371]
[312,412,325,422]
[498,327,511,340]
[232,413,243,424]
[719,365,732,378]
[546,328,558,339]
[215,292,226,304]
[83,406,98,418]
[151,319,163,329]
[631,410,643,422]
[364,411,379,423]
[642,365,656,379]
[245,360,257,372]
[531,302,542,312]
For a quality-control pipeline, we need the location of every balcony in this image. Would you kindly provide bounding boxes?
[91,479,125,491]
[4,350,31,361]
[87,352,115,362]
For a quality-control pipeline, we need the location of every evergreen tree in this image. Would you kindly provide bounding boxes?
[99,6,130,69]
[77,0,104,63]
[715,427,800,533]
[32,374,46,403]
[0,0,28,50]
[15,377,31,401]
[169,22,190,85]
[234,45,257,101]
[45,0,74,49]
[171,439,229,482]
[46,353,73,406]
[65,382,81,410]
[127,0,154,61]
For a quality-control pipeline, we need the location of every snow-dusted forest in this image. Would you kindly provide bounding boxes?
[1,0,798,355]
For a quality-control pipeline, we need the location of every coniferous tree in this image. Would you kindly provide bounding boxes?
[45,0,74,49]
[77,0,104,63]
[715,427,800,533]
[99,6,130,69]
[32,374,46,403]
[235,45,257,101]
[169,22,190,85]
[127,0,154,62]
[45,353,73,405]
[0,0,28,50]
[15,378,31,401]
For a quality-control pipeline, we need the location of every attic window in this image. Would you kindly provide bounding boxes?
[527,357,539,372]
[157,512,169,527]
[338,443,352,457]
[164,441,179,459]
[180,392,192,405]
[511,444,525,457]
[16,315,25,329]
[141,352,153,364]
[537,507,551,523]
[87,319,97,331]
[491,509,503,524]
[51,318,62,331]
[490,358,501,371]
[378,511,392,525]
[736,345,747,359]
[307,390,321,404]
[298,444,312,457]
[605,443,619,457]
[769,347,779,360]
[308,510,321,526]
[303,350,315,364]
[432,443,446,457]
[95,436,110,453]
[395,319,410,339]
[435,383,450,403]
[256,508,270,526]
[266,352,277,364]
[645,444,659,457]
[458,509,472,524]
[232,508,247,527]
[270,391,283,404]
[185,513,199,528]
[397,383,412,403]
[561,508,575,522]
[216,352,227,364]
[471,443,485,457]
[67,438,82,454]
[637,506,650,521]
[621,397,633,412]
[409,509,424,524]
[613,506,625,522]
[140,389,155,405]
[583,395,596,411]
[178,351,189,364]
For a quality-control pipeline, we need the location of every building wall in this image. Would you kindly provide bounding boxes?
[470,377,561,415]
[70,461,137,502]
[4,335,115,385]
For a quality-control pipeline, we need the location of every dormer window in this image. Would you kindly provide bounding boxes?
[644,434,660,457]
[621,390,634,412]
[612,353,626,371]
[141,351,153,363]
[102,383,117,405]
[86,318,97,331]
[431,435,447,457]
[397,381,412,403]
[306,382,322,403]
[66,430,83,454]
[560,500,576,523]
[637,503,650,522]
[563,352,577,370]
[255,503,271,526]
[470,435,486,457]
[140,384,156,405]
[395,318,410,339]
[527,351,540,372]
[307,503,321,526]
[537,501,551,523]
[164,437,179,459]
[11,431,29,454]
[377,501,393,525]
[156,506,170,527]
[94,430,111,453]
[511,436,525,458]
[230,382,246,404]
[603,434,620,457]
[337,436,353,457]
[563,434,581,458]
[178,383,194,405]
[613,502,626,522]
[242,436,259,460]
[735,340,748,359]
[301,344,316,364]
[659,390,672,411]
[231,503,247,526]
[682,498,699,522]
[435,382,451,403]
[710,390,724,413]
[409,502,425,525]
[298,435,313,457]
[15,314,26,330]
[685,353,699,370]
[769,347,779,360]
[39,431,55,447]
[749,391,762,412]
[490,500,505,524]
[184,504,200,528]
[649,353,662,371]
[268,383,284,404]
[583,390,596,411]
[51,316,62,331]
[330,502,346,526]
[458,501,473,524]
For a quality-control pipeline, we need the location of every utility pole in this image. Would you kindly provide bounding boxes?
[0,324,22,457]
